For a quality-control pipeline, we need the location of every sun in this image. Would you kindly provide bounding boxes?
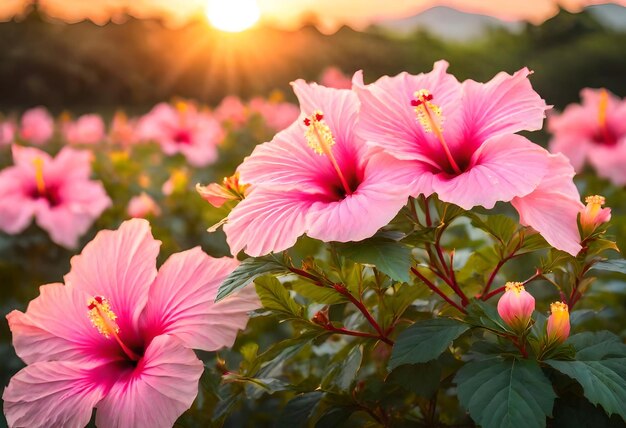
[206,0,261,33]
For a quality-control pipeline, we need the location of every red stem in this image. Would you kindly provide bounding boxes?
[332,284,394,345]
[324,324,393,346]
[411,267,467,314]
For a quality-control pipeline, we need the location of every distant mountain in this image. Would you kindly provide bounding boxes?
[587,3,626,30]
[374,6,523,41]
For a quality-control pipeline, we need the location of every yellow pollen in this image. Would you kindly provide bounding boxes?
[32,157,46,195]
[87,296,119,338]
[550,301,569,314]
[303,110,352,196]
[585,195,605,206]
[505,282,525,294]
[304,110,336,155]
[413,89,444,134]
[598,89,609,127]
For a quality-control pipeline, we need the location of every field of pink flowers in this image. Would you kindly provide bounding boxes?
[1,64,625,427]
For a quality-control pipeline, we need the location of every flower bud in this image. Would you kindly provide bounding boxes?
[546,301,570,344]
[580,195,611,236]
[196,172,249,208]
[497,282,535,332]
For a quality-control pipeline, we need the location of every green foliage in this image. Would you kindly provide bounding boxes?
[255,276,306,320]
[591,259,626,275]
[216,254,289,301]
[546,331,626,420]
[335,232,412,283]
[388,318,470,370]
[386,361,442,397]
[276,392,324,428]
[455,358,556,428]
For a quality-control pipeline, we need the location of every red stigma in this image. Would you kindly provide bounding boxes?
[303,118,311,126]
[411,99,422,107]
[425,94,433,101]
[94,296,103,304]
[315,113,323,121]
[87,303,96,310]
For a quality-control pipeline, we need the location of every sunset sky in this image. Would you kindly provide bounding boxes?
[1,0,625,31]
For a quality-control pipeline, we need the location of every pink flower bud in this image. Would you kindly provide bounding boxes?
[546,301,570,344]
[580,195,611,236]
[497,282,535,331]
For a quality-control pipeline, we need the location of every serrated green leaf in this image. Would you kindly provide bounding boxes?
[255,276,304,319]
[591,259,626,275]
[455,358,556,428]
[541,249,575,273]
[518,231,551,254]
[276,392,324,428]
[546,358,626,420]
[216,254,288,301]
[335,233,412,283]
[386,361,441,397]
[388,318,469,370]
[567,331,626,360]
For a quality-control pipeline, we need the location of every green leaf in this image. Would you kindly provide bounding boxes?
[471,214,518,245]
[591,259,626,275]
[386,361,441,397]
[388,318,469,370]
[335,233,412,283]
[322,345,363,391]
[466,299,512,334]
[518,231,551,254]
[255,276,304,319]
[276,391,324,428]
[216,254,288,301]
[546,358,626,420]
[314,407,353,428]
[292,280,347,304]
[455,358,556,428]
[567,331,626,360]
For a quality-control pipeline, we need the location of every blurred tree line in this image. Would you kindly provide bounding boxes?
[0,6,624,112]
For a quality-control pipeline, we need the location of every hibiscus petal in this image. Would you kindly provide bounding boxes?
[46,147,93,181]
[11,144,52,169]
[588,141,626,186]
[140,249,259,350]
[307,152,414,242]
[35,205,98,249]
[512,153,583,256]
[461,67,548,143]
[432,134,549,210]
[3,361,105,428]
[224,189,313,256]
[353,60,462,165]
[95,335,203,428]
[237,123,336,191]
[64,219,161,336]
[7,283,115,364]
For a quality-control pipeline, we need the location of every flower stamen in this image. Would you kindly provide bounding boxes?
[32,157,46,195]
[304,110,352,196]
[87,296,140,361]
[598,89,612,144]
[411,90,462,174]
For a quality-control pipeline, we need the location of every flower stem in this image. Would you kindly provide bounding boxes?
[411,267,467,314]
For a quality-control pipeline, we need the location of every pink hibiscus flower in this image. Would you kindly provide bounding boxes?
[137,102,224,167]
[223,81,412,256]
[108,111,138,146]
[354,60,582,255]
[0,145,111,248]
[3,219,259,428]
[320,66,352,90]
[127,192,161,218]
[214,95,248,128]
[0,119,16,146]
[19,107,54,145]
[549,88,626,186]
[248,96,300,132]
[63,113,106,145]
